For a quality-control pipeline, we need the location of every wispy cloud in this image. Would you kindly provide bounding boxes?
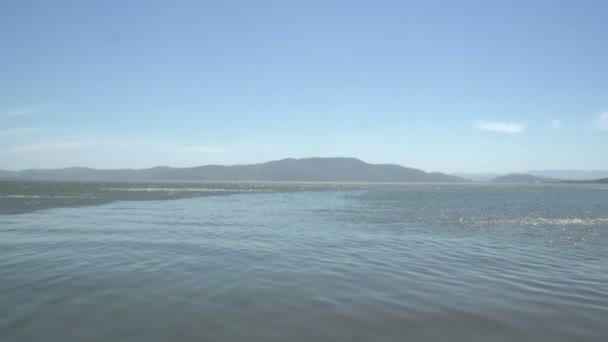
[2,105,43,116]
[159,145,226,153]
[474,120,525,134]
[6,140,120,153]
[0,127,40,138]
[550,120,562,129]
[594,112,608,130]
[5,139,226,154]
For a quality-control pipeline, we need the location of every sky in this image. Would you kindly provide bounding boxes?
[1,0,607,173]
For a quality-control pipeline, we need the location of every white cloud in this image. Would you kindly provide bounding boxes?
[550,120,562,129]
[2,106,43,116]
[474,120,525,134]
[594,112,608,130]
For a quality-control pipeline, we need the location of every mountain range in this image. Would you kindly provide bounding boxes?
[456,170,608,182]
[490,174,555,184]
[526,170,608,181]
[3,158,608,184]
[0,157,467,183]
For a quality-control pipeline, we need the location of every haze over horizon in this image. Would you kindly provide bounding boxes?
[1,0,607,173]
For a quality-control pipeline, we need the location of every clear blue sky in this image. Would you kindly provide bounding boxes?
[1,0,607,172]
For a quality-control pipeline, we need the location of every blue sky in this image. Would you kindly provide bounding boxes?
[1,0,607,172]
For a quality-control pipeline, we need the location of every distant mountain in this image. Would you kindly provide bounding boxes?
[561,178,608,184]
[0,170,15,179]
[452,172,501,182]
[491,174,556,184]
[0,157,468,183]
[527,170,608,181]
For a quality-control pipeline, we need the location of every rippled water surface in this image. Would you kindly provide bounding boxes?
[1,181,608,341]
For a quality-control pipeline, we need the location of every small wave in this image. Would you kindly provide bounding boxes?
[463,217,608,227]
[103,188,267,193]
[0,195,97,199]
[516,217,608,226]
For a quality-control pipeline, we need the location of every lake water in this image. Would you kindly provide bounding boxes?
[1,181,608,341]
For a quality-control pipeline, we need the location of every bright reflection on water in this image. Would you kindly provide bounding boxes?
[1,183,608,341]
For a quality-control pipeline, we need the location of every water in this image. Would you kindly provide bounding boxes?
[1,181,608,341]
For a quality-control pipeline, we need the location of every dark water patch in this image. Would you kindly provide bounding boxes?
[0,180,359,215]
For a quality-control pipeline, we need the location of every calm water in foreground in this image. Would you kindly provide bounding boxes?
[1,181,607,341]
